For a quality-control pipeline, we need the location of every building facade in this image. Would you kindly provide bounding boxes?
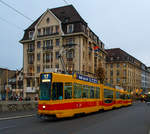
[7,69,23,98]
[20,5,106,98]
[146,67,150,92]
[0,68,16,100]
[105,48,141,92]
[140,64,150,94]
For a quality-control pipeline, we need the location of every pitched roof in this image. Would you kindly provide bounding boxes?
[25,5,86,31]
[50,5,87,24]
[105,48,127,57]
[105,48,141,64]
[21,5,87,41]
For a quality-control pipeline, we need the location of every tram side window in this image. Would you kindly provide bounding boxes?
[123,94,125,99]
[116,91,120,99]
[128,95,131,99]
[88,86,90,98]
[64,83,72,99]
[82,85,88,98]
[95,87,100,99]
[74,83,82,98]
[52,82,63,100]
[90,86,94,98]
[104,89,113,99]
[120,94,125,99]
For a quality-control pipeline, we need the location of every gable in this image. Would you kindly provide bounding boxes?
[36,10,60,29]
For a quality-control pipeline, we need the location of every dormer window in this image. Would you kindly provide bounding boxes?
[82,24,86,33]
[29,31,34,39]
[67,24,74,33]
[64,17,69,23]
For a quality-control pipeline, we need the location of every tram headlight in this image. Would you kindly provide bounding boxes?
[43,105,46,109]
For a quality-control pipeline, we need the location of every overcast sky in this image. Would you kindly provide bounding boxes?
[0,0,150,70]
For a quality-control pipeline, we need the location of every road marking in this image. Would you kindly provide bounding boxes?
[0,114,35,121]
[0,125,16,130]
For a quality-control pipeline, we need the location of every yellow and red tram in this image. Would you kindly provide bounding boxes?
[38,72,132,119]
[115,89,123,108]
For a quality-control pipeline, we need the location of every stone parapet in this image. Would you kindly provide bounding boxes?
[0,101,38,112]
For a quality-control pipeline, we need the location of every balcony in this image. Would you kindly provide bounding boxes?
[24,73,35,78]
[46,59,50,63]
[43,46,53,51]
[43,59,50,63]
[26,87,36,93]
[63,43,77,48]
[27,73,34,76]
[27,49,34,53]
[28,61,34,64]
[37,32,59,38]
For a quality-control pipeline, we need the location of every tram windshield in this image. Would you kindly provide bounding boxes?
[39,73,52,100]
[40,82,51,100]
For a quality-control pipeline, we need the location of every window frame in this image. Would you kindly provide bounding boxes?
[82,85,88,98]
[67,24,74,33]
[56,39,60,46]
[73,83,82,99]
[52,82,63,100]
[64,82,73,99]
[29,31,34,39]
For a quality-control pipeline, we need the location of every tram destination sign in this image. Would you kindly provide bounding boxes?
[76,74,98,84]
[41,73,52,82]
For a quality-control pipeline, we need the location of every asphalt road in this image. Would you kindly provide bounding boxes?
[0,102,150,134]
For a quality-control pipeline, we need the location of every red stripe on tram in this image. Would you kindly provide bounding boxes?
[38,101,103,111]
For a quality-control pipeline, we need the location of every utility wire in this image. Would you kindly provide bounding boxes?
[0,16,23,31]
[0,0,33,22]
[62,0,69,5]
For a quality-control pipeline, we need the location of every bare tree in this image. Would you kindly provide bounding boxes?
[95,62,105,84]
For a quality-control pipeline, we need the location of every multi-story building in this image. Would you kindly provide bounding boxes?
[147,67,150,92]
[105,48,141,92]
[141,64,150,93]
[0,68,16,100]
[7,69,23,98]
[20,5,106,98]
